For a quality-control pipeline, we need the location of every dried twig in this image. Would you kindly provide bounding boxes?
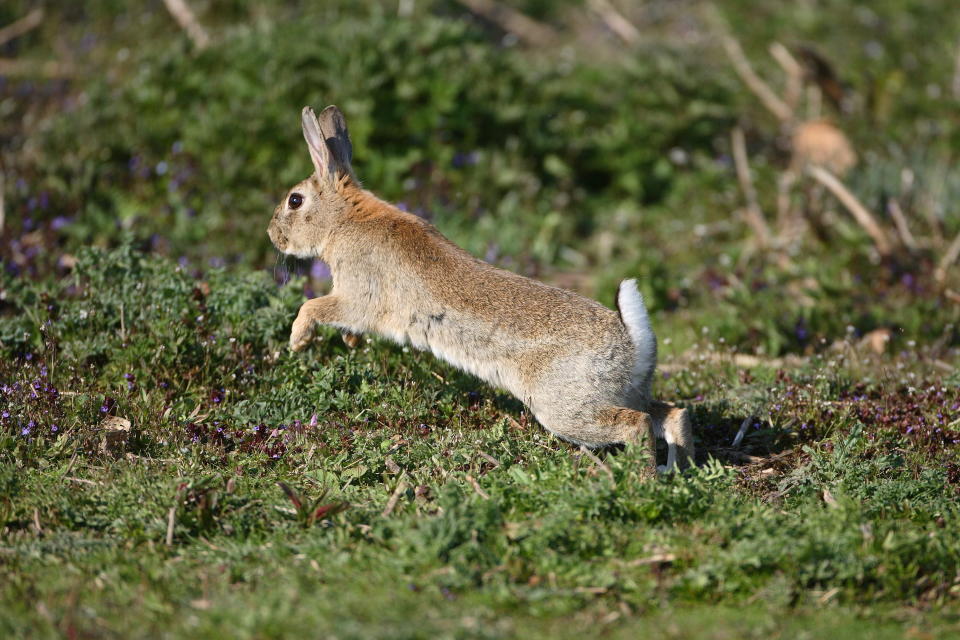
[731,416,752,448]
[165,505,177,546]
[886,199,918,251]
[621,553,676,567]
[769,42,804,112]
[162,0,211,50]
[806,165,892,257]
[579,445,615,485]
[731,126,772,248]
[66,476,102,486]
[478,452,501,467]
[455,0,557,47]
[587,0,639,46]
[953,36,960,99]
[381,477,408,517]
[935,230,960,285]
[719,33,793,122]
[0,9,44,47]
[464,474,490,500]
[775,169,801,238]
[0,58,72,77]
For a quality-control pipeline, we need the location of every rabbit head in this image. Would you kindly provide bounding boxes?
[268,106,355,258]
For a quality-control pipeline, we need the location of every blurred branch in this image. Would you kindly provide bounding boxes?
[953,37,960,99]
[807,165,892,257]
[716,29,793,122]
[886,199,918,252]
[769,42,803,113]
[935,231,960,285]
[587,0,639,46]
[0,58,72,77]
[0,8,44,48]
[163,0,210,50]
[730,126,772,248]
[704,5,790,120]
[0,169,5,233]
[455,0,557,47]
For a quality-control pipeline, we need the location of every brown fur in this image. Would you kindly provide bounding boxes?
[267,106,695,471]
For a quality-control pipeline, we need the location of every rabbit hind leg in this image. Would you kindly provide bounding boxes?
[647,401,695,471]
[593,406,658,474]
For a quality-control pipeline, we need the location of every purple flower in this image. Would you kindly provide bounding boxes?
[21,426,31,436]
[51,216,71,230]
[51,424,59,433]
[452,151,478,168]
[309,414,318,427]
[310,260,331,280]
[100,404,109,413]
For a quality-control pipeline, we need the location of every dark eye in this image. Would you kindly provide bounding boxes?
[288,193,304,209]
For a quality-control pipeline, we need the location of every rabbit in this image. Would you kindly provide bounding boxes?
[267,105,695,472]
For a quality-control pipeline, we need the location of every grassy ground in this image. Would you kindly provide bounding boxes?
[2,1,960,637]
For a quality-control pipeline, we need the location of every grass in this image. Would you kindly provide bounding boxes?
[2,248,958,637]
[2,0,960,637]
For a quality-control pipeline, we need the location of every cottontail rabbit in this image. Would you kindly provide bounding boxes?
[267,106,694,472]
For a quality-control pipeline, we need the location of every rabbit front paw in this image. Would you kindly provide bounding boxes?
[289,316,315,352]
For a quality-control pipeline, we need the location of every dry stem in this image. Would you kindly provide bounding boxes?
[719,33,793,122]
[163,0,211,50]
[807,165,892,257]
[455,0,557,47]
[381,478,408,517]
[587,0,639,45]
[0,9,44,47]
[731,126,772,248]
[886,199,918,251]
[769,42,804,112]
[465,474,490,500]
[579,445,615,485]
[935,230,960,285]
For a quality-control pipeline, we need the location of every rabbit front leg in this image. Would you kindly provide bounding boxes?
[289,295,350,352]
[341,332,362,348]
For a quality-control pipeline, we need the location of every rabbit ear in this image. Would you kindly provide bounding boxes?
[302,106,333,179]
[317,105,354,178]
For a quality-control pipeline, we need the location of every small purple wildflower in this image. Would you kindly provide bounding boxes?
[310,260,331,280]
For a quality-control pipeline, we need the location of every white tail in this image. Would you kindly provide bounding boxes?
[617,279,657,397]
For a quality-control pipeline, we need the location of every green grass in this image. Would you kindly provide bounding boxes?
[3,0,960,637]
[2,248,959,637]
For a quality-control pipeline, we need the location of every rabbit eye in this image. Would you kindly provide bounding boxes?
[288,193,304,209]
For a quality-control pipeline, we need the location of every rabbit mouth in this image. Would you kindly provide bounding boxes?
[268,226,288,251]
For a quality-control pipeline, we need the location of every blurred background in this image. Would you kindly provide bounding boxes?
[2,0,959,356]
